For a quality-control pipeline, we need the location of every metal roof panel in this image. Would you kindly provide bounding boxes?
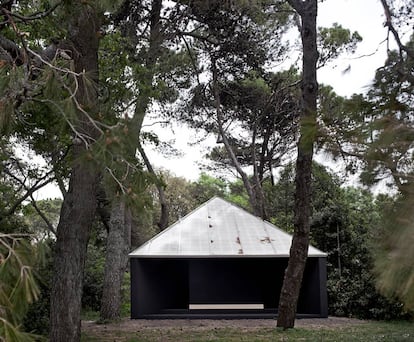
[129,197,326,258]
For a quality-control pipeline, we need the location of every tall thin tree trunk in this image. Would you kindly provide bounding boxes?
[211,58,265,218]
[100,0,165,321]
[138,142,169,230]
[100,199,131,320]
[252,126,268,219]
[133,0,168,231]
[135,0,168,230]
[50,3,101,341]
[277,0,318,329]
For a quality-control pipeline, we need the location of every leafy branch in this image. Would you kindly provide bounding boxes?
[0,233,42,342]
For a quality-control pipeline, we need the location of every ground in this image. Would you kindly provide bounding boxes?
[81,316,375,341]
[82,316,365,333]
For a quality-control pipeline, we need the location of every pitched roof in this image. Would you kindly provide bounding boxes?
[129,197,326,258]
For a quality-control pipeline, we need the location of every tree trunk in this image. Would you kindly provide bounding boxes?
[277,0,318,329]
[136,0,167,231]
[100,199,131,320]
[138,142,169,230]
[252,126,268,219]
[50,153,99,341]
[211,58,266,218]
[49,3,101,341]
[100,0,165,321]
[134,0,168,231]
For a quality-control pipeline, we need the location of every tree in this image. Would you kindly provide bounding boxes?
[208,69,301,218]
[271,162,409,319]
[168,1,293,218]
[317,1,412,192]
[22,198,61,240]
[160,173,196,223]
[1,0,196,327]
[0,143,57,228]
[315,1,414,310]
[325,188,408,319]
[99,0,196,320]
[320,40,414,194]
[1,0,107,339]
[350,1,414,313]
[190,172,227,205]
[150,172,225,226]
[374,188,414,312]
[363,40,414,193]
[277,0,318,329]
[174,2,359,220]
[380,0,414,61]
[48,2,104,340]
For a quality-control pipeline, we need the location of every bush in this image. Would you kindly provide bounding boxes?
[23,238,107,335]
[22,241,53,336]
[82,243,106,312]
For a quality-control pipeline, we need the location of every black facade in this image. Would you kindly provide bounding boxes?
[130,256,328,318]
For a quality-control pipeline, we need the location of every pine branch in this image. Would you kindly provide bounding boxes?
[1,168,55,220]
[3,1,62,22]
[380,0,414,59]
[29,194,57,235]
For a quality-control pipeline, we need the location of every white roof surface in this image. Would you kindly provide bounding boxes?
[129,197,326,258]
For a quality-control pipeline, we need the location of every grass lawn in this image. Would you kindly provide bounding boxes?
[81,320,414,341]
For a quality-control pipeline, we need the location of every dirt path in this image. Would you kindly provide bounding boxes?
[82,316,367,335]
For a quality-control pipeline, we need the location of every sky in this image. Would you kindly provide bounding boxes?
[143,0,390,182]
[37,0,392,199]
[318,0,388,96]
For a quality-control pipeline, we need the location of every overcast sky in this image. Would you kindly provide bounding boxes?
[318,0,388,96]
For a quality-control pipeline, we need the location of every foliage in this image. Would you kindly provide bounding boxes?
[318,23,362,67]
[270,162,409,319]
[265,163,295,231]
[0,234,43,341]
[147,171,196,229]
[226,179,250,210]
[190,173,227,205]
[131,204,158,248]
[22,198,62,239]
[148,171,257,231]
[361,39,414,192]
[324,188,409,320]
[23,240,54,336]
[0,180,28,235]
[374,188,414,312]
[317,31,414,313]
[204,68,301,182]
[83,243,106,312]
[318,36,414,193]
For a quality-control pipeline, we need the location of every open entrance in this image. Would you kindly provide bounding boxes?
[131,257,327,318]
